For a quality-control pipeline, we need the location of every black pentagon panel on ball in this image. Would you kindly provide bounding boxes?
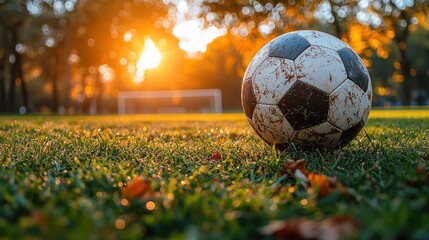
[268,33,311,60]
[338,48,369,92]
[339,121,364,147]
[241,80,257,119]
[277,81,329,130]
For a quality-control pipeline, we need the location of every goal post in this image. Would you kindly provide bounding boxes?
[118,89,222,114]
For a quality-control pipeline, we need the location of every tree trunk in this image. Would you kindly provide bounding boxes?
[394,11,415,106]
[0,46,6,112]
[63,18,71,113]
[52,67,59,113]
[397,42,412,105]
[95,74,104,114]
[328,0,346,39]
[0,20,10,113]
[80,70,92,114]
[8,54,16,112]
[49,53,59,113]
[15,48,28,113]
[10,23,28,113]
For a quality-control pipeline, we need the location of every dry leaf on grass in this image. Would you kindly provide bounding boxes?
[280,159,348,198]
[307,173,348,198]
[280,159,310,177]
[260,216,360,240]
[416,165,425,175]
[407,165,429,188]
[209,151,222,161]
[31,210,48,232]
[122,176,157,200]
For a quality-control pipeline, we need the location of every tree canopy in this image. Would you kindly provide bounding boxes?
[0,0,428,113]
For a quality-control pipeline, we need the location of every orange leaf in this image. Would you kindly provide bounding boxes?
[308,173,348,198]
[212,176,219,184]
[122,176,152,200]
[31,210,48,232]
[209,151,222,161]
[31,210,46,223]
[280,159,310,177]
[280,159,348,198]
[407,166,429,188]
[416,165,425,175]
[260,218,305,240]
[308,173,334,198]
[261,216,360,240]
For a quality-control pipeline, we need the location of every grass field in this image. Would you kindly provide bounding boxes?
[1,108,428,239]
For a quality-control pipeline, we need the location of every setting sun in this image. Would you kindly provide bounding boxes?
[135,37,162,84]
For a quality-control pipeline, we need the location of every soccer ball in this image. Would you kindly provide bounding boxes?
[241,30,372,150]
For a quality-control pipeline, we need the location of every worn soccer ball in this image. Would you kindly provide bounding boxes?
[242,30,372,149]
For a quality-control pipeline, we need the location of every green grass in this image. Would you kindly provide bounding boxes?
[1,109,428,239]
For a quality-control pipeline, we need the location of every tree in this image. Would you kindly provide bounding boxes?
[0,1,29,113]
[0,24,7,112]
[355,0,429,105]
[200,0,429,106]
[0,0,75,113]
[1,0,427,112]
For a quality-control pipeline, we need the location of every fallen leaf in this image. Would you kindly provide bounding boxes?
[122,176,153,200]
[31,210,46,224]
[407,165,429,188]
[280,159,310,177]
[260,216,360,240]
[416,165,425,175]
[318,216,361,240]
[260,218,304,240]
[280,159,348,198]
[31,210,48,232]
[307,173,333,198]
[209,151,222,161]
[308,173,348,198]
[212,176,219,184]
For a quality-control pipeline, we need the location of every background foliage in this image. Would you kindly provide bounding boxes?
[0,0,428,114]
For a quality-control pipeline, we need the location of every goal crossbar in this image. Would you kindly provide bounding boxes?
[118,89,222,114]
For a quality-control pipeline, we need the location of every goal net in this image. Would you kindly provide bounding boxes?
[118,89,222,114]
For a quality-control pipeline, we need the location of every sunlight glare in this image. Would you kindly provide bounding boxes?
[176,1,188,12]
[135,38,162,84]
[173,20,225,57]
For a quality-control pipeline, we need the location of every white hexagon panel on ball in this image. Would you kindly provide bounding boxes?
[251,104,294,145]
[243,43,272,81]
[295,46,348,94]
[328,79,372,131]
[253,57,297,105]
[295,30,349,51]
